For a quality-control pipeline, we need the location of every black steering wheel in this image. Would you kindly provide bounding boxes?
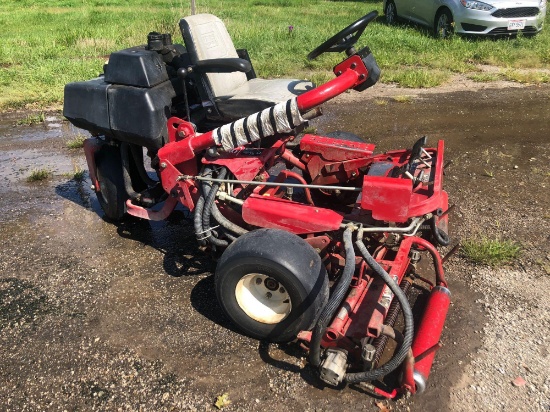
[307,11,378,61]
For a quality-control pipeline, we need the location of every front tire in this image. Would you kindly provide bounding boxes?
[215,229,329,342]
[434,9,454,39]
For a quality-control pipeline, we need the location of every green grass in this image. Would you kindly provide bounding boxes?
[392,95,414,103]
[72,168,85,181]
[1,0,549,110]
[27,169,51,182]
[66,135,86,149]
[16,112,45,126]
[462,236,521,266]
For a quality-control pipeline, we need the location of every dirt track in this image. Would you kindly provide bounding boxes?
[0,84,549,411]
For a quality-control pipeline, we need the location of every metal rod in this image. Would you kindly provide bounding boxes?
[179,175,362,192]
[442,243,460,264]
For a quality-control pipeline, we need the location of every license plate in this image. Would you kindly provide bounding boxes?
[508,19,526,30]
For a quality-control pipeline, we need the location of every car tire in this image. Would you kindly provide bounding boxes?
[434,9,454,39]
[215,229,329,343]
[385,1,398,25]
[95,144,128,221]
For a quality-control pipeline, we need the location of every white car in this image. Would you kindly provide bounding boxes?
[383,0,547,37]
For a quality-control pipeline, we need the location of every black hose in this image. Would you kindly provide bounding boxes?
[344,238,414,384]
[430,216,451,246]
[211,202,248,236]
[201,168,228,247]
[129,143,157,187]
[193,166,212,246]
[309,226,355,367]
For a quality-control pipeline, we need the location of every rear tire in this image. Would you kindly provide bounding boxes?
[215,229,329,342]
[95,144,128,221]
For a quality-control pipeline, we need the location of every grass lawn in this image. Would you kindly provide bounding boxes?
[0,0,549,111]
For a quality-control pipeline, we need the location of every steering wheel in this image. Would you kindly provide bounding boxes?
[307,11,378,61]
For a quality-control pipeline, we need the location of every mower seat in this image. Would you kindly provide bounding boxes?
[179,14,314,121]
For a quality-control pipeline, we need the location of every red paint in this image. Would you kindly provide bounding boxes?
[242,195,343,234]
[126,197,178,221]
[300,134,375,161]
[410,286,451,388]
[361,176,413,223]
[83,138,102,192]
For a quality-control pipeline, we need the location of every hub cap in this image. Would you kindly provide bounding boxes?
[235,274,292,324]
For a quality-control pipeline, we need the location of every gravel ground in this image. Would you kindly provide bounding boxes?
[0,83,549,411]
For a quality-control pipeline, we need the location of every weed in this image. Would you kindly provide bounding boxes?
[16,112,45,126]
[483,169,494,178]
[66,135,86,149]
[393,95,414,103]
[27,169,51,182]
[502,70,550,84]
[302,126,317,134]
[72,168,85,181]
[462,236,520,266]
[374,99,388,106]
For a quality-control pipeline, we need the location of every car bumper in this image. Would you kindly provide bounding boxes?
[454,7,546,35]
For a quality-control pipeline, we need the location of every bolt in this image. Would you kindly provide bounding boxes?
[266,292,272,299]
[336,71,342,76]
[351,171,357,177]
[359,74,366,80]
[350,63,356,69]
[90,185,96,191]
[256,277,262,285]
[160,162,167,169]
[279,287,286,294]
[177,131,186,138]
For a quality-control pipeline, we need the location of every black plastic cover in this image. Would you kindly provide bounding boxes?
[108,80,177,150]
[104,46,169,87]
[63,77,111,136]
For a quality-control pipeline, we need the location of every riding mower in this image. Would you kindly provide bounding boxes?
[63,11,453,398]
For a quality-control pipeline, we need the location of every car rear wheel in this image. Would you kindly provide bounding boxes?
[385,1,398,25]
[434,9,454,39]
[215,229,329,342]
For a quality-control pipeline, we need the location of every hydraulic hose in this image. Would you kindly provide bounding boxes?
[211,203,248,236]
[193,166,212,246]
[430,216,451,246]
[310,226,355,367]
[344,238,414,384]
[201,168,229,247]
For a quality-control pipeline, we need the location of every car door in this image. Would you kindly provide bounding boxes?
[394,0,413,20]
[408,0,439,26]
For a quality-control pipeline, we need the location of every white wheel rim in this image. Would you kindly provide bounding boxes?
[235,274,292,324]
